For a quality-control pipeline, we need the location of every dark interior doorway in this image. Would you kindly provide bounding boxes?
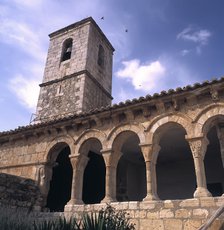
[205,126,224,196]
[46,146,73,211]
[82,151,106,204]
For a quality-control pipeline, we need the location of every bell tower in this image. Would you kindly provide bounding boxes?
[35,17,114,122]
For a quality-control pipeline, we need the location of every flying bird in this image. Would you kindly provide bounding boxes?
[101,16,104,20]
[125,29,128,33]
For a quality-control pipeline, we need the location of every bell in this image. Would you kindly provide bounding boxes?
[66,47,72,53]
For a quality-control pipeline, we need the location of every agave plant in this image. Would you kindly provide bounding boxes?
[82,205,135,230]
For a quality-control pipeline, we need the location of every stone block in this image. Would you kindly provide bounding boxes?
[159,209,174,218]
[183,220,202,230]
[139,219,164,230]
[164,219,183,230]
[139,201,156,210]
[200,197,216,207]
[192,208,209,218]
[135,210,146,219]
[179,198,200,207]
[175,208,191,218]
[147,211,159,219]
[164,200,174,208]
[129,201,139,210]
[215,196,224,207]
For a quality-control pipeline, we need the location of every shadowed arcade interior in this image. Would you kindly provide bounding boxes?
[116,132,146,201]
[156,123,196,200]
[82,139,106,204]
[46,146,73,212]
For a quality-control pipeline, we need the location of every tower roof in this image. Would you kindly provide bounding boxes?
[49,17,115,52]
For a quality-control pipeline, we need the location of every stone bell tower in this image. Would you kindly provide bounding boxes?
[35,17,114,122]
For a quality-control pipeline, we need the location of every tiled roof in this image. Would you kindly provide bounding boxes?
[0,77,223,137]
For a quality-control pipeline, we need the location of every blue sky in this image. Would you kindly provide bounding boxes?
[0,0,224,131]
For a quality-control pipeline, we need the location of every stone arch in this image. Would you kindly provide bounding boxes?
[146,113,193,144]
[107,123,146,149]
[75,129,107,155]
[44,134,75,162]
[193,103,224,135]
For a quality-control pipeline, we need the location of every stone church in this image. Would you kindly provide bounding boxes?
[0,17,223,229]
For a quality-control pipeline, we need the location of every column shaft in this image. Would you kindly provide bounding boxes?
[187,137,211,198]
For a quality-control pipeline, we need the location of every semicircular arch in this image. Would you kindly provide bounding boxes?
[193,103,224,135]
[75,129,107,155]
[146,113,193,144]
[44,134,75,162]
[193,103,224,123]
[107,123,146,149]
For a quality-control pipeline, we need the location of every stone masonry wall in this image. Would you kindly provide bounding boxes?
[83,73,112,112]
[65,198,224,230]
[36,74,86,120]
[0,173,43,210]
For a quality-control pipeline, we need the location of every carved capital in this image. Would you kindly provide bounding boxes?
[69,154,89,170]
[187,137,209,159]
[101,149,119,167]
[139,143,161,163]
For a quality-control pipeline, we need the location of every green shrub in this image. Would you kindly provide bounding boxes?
[0,205,135,230]
[82,205,135,230]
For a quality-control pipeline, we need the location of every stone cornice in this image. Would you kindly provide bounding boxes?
[39,70,113,100]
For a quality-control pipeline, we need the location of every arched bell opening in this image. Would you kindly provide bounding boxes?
[115,131,146,202]
[46,143,73,212]
[156,123,196,200]
[61,38,73,62]
[81,138,106,204]
[203,116,224,196]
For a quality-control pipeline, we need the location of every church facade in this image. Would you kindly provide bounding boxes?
[0,17,223,229]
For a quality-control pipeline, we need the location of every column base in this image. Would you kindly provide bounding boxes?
[67,198,84,205]
[193,187,212,198]
[143,193,159,201]
[101,196,116,203]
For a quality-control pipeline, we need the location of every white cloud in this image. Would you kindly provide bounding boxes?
[177,26,211,45]
[8,74,40,111]
[115,55,199,100]
[181,49,190,56]
[116,59,166,91]
[0,19,46,61]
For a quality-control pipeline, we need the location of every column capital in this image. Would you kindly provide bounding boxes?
[186,136,209,159]
[139,143,161,162]
[101,149,119,167]
[69,154,89,169]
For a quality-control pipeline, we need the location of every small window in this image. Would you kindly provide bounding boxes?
[97,45,105,68]
[61,38,73,62]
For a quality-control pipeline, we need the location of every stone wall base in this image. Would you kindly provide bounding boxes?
[64,197,224,230]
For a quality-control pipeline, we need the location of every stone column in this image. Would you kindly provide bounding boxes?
[101,149,119,203]
[67,154,89,205]
[187,136,212,198]
[216,126,224,168]
[140,143,160,201]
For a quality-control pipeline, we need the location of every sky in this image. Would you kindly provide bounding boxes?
[0,0,224,131]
